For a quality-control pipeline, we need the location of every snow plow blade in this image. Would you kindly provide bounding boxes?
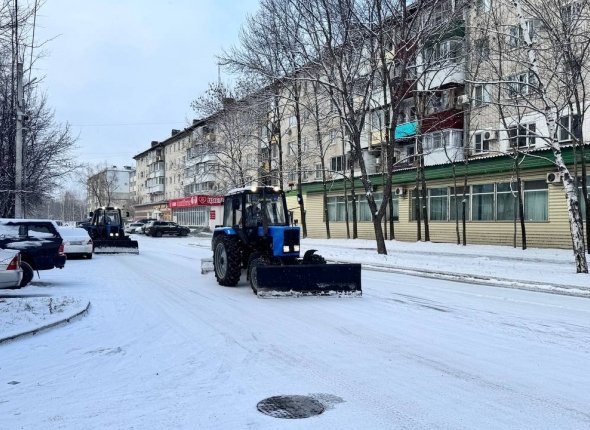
[93,239,139,254]
[254,263,362,297]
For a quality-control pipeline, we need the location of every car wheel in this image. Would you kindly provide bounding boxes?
[19,261,34,288]
[156,231,163,237]
[86,253,93,259]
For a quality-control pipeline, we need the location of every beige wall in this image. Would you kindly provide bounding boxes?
[302,169,578,249]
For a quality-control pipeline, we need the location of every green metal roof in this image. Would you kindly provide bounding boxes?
[293,147,582,195]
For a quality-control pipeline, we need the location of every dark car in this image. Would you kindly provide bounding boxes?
[144,221,190,237]
[0,219,67,287]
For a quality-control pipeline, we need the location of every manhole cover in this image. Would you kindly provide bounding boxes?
[257,395,325,419]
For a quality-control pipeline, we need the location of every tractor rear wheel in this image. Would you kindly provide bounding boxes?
[213,236,242,286]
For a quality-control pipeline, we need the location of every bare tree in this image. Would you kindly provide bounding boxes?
[0,1,78,217]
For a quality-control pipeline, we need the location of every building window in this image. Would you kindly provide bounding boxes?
[424,38,463,64]
[474,38,490,60]
[471,184,495,221]
[327,196,347,222]
[330,155,345,172]
[557,114,582,142]
[508,123,537,148]
[473,84,490,107]
[449,186,470,220]
[429,188,448,221]
[475,0,492,13]
[507,72,538,97]
[496,182,518,221]
[524,180,548,221]
[473,132,490,153]
[315,163,323,180]
[288,141,296,155]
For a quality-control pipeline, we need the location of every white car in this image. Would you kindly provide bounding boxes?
[125,222,145,234]
[58,227,93,259]
[0,249,23,289]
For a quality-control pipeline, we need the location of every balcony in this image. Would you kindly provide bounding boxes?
[148,184,164,194]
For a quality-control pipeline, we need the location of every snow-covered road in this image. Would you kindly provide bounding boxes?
[1,235,589,429]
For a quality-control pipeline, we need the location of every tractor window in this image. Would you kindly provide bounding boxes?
[263,194,287,225]
[224,197,242,227]
[245,194,263,227]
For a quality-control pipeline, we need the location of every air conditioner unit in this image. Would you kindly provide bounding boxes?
[546,172,562,184]
[457,94,469,105]
[483,130,497,141]
[394,186,406,196]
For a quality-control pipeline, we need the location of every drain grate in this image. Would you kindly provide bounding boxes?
[257,395,325,419]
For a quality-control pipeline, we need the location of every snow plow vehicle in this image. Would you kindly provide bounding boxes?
[83,207,139,254]
[210,186,361,297]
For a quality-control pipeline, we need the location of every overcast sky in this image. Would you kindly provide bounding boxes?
[34,0,260,171]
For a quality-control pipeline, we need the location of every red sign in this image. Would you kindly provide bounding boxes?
[210,211,216,220]
[168,195,224,208]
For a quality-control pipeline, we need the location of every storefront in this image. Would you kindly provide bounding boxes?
[133,202,170,221]
[168,195,224,230]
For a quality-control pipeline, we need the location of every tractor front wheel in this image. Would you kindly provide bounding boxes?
[213,236,242,286]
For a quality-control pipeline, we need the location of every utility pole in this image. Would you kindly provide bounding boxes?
[15,61,24,218]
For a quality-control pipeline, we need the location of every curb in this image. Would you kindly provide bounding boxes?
[356,263,590,298]
[0,301,91,345]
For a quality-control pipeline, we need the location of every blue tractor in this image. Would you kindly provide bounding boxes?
[211,186,361,297]
[84,207,139,254]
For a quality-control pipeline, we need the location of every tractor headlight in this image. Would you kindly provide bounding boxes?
[293,245,300,252]
[283,245,290,253]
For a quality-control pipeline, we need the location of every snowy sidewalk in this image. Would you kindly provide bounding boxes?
[0,296,90,344]
[302,238,590,297]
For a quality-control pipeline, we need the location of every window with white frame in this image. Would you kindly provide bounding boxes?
[330,155,345,172]
[508,123,537,147]
[288,141,296,155]
[424,38,463,64]
[315,163,323,179]
[423,131,449,151]
[557,114,582,142]
[507,20,539,48]
[271,144,279,159]
[475,0,491,12]
[473,132,490,153]
[288,115,296,128]
[473,84,491,107]
[507,72,538,98]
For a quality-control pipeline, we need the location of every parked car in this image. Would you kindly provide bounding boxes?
[141,220,156,234]
[75,218,92,228]
[125,222,145,234]
[0,218,66,288]
[144,221,190,237]
[137,219,157,234]
[0,249,23,289]
[58,227,93,259]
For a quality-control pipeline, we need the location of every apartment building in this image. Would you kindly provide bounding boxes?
[86,165,135,214]
[132,120,225,228]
